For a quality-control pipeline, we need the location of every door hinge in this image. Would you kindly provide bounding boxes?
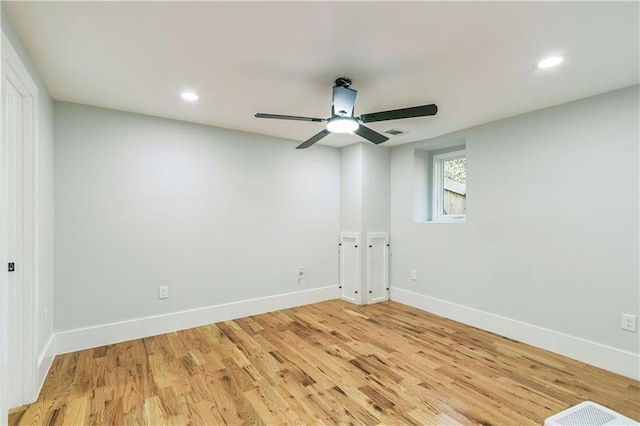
[8,263,15,272]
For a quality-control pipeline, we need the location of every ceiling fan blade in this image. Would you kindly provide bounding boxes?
[359,104,438,123]
[354,125,389,145]
[255,113,326,122]
[296,129,331,149]
[332,86,357,117]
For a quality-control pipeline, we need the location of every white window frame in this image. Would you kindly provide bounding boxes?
[432,149,466,222]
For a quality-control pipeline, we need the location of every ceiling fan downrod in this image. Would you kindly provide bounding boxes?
[334,77,352,88]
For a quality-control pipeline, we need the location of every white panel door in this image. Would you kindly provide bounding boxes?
[366,233,389,304]
[4,76,26,410]
[2,32,38,409]
[339,232,360,304]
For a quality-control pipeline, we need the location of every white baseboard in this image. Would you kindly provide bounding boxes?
[56,285,338,355]
[35,333,56,398]
[391,288,640,380]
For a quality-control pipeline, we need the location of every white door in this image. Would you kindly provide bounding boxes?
[339,232,360,304]
[366,233,389,304]
[1,32,38,410]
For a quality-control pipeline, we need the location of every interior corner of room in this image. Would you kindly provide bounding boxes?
[0,1,638,424]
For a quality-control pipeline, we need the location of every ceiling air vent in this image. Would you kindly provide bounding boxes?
[384,129,408,136]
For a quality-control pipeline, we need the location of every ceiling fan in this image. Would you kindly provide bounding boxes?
[255,77,438,149]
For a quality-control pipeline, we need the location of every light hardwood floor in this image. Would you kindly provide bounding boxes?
[9,300,640,425]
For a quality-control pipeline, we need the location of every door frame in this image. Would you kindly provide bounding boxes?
[1,31,39,412]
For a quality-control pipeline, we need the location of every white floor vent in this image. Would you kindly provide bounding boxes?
[545,401,639,426]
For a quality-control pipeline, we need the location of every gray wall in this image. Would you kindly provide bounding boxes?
[362,143,390,235]
[340,142,391,236]
[1,9,55,365]
[390,85,639,354]
[54,102,340,331]
[340,143,363,233]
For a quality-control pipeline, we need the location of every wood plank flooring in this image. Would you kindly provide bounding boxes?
[9,300,640,425]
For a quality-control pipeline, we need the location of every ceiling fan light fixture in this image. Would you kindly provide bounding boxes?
[327,117,359,133]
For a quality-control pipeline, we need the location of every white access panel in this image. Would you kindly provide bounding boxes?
[367,233,389,304]
[339,232,360,304]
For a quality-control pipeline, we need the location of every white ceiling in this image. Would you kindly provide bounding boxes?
[4,1,639,148]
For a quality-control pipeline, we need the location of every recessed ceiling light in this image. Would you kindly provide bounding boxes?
[536,56,564,69]
[181,91,199,101]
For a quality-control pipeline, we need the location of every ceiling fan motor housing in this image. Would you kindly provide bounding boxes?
[332,85,357,118]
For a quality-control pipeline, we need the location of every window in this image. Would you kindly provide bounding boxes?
[412,141,466,223]
[433,150,466,221]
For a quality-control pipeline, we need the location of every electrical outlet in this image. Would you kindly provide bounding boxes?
[298,267,305,279]
[621,314,637,332]
[158,285,169,300]
[411,270,417,281]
